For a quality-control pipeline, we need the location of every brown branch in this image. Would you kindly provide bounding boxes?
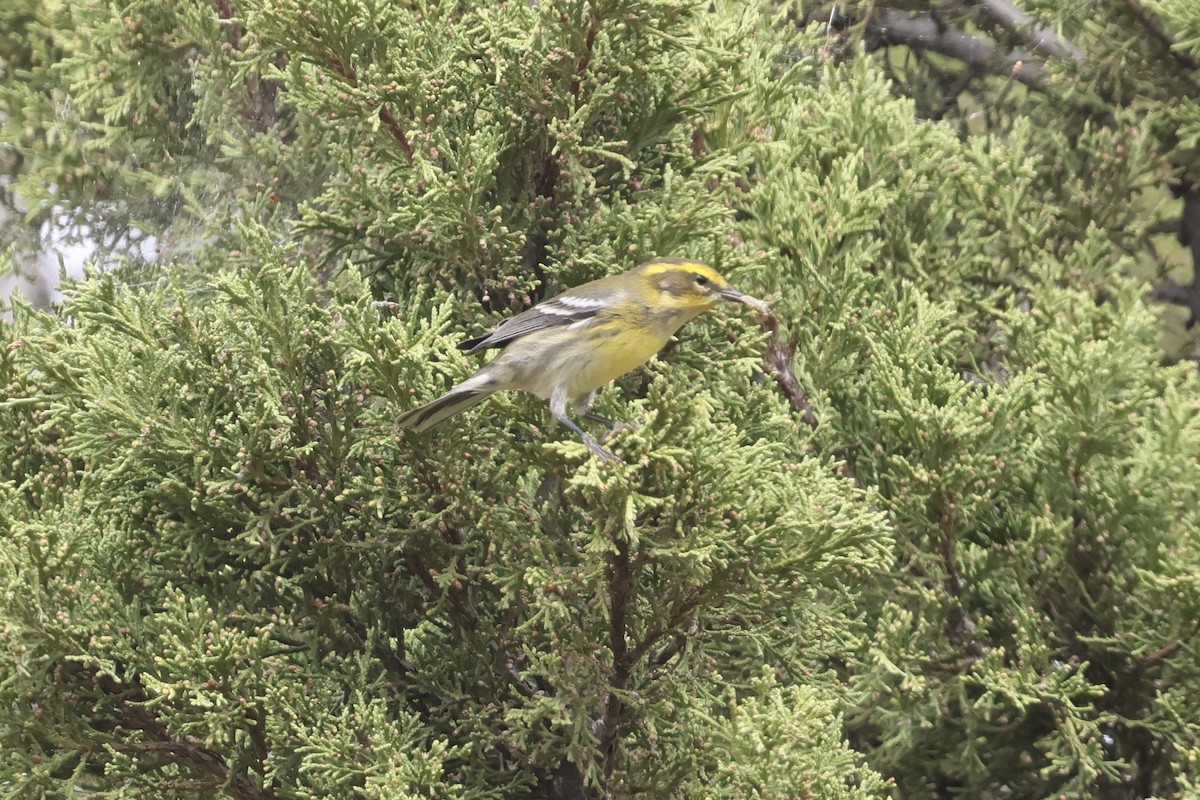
[627,592,702,668]
[211,1,282,132]
[517,7,604,298]
[570,10,603,99]
[1147,219,1182,237]
[759,310,818,429]
[600,532,633,780]
[212,0,241,48]
[405,550,442,596]
[1152,278,1200,327]
[516,147,561,303]
[377,107,415,162]
[864,8,1047,91]
[405,531,539,700]
[1121,0,1200,71]
[443,516,539,698]
[493,645,538,698]
[105,739,273,800]
[1136,618,1200,670]
[927,63,979,120]
[442,523,482,629]
[648,633,687,671]
[320,51,414,162]
[1153,180,1200,327]
[536,762,592,800]
[404,543,480,632]
[93,674,277,800]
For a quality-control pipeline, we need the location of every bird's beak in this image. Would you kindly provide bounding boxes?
[718,285,770,313]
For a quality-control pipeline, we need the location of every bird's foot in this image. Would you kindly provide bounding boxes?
[581,411,641,435]
[582,432,622,463]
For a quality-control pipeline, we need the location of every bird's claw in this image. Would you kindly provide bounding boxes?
[582,432,622,462]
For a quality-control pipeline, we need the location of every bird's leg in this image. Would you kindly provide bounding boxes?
[552,387,621,462]
[573,391,639,433]
[573,391,615,426]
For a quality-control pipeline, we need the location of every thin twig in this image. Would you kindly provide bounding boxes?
[759,310,818,429]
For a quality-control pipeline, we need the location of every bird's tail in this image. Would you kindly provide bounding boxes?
[396,376,496,433]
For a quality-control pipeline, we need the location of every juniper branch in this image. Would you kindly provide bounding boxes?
[601,532,633,780]
[319,51,414,162]
[93,674,278,800]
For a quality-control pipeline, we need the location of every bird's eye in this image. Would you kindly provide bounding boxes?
[693,273,709,287]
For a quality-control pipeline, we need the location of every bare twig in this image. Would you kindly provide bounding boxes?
[759,310,819,429]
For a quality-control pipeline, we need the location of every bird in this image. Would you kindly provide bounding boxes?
[396,257,770,461]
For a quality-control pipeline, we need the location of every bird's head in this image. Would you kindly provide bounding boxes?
[636,257,770,315]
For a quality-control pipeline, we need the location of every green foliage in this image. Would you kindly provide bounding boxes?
[0,243,888,796]
[672,671,889,799]
[5,1,1200,799]
[229,0,756,306]
[723,22,1200,797]
[0,0,331,264]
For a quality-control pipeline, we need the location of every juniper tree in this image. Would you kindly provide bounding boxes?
[0,0,331,282]
[2,2,891,797]
[816,0,1200,352]
[2,2,1200,800]
[775,3,1200,795]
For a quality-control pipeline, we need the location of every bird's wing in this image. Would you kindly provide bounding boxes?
[457,291,615,353]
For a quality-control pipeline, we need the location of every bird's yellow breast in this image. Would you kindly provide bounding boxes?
[565,325,671,397]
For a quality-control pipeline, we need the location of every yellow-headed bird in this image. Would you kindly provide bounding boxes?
[396,257,769,461]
